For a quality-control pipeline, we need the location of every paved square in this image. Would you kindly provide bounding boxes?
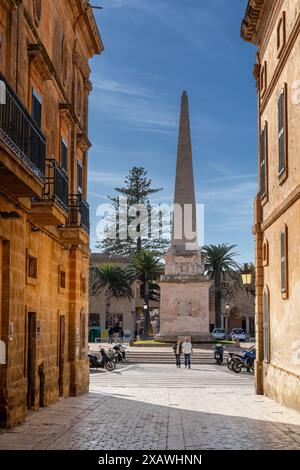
[0,364,300,450]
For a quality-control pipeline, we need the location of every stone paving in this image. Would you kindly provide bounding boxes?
[0,364,300,450]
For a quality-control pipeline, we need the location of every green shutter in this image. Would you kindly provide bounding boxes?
[281,231,286,293]
[278,90,286,174]
[260,128,266,196]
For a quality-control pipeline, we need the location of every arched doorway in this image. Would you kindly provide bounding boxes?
[228,307,246,332]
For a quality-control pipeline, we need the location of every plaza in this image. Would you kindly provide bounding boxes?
[0,364,299,450]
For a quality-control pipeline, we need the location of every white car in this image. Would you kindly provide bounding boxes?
[212,328,226,340]
[228,328,246,341]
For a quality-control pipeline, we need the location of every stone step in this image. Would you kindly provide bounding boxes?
[126,350,228,364]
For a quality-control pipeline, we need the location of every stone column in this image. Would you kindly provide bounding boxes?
[254,195,264,395]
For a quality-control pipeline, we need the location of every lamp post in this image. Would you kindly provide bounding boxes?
[241,264,255,296]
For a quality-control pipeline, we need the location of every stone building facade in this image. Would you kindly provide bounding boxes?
[0,0,103,427]
[241,0,300,410]
[89,253,160,340]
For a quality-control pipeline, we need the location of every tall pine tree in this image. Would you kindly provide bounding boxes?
[97,167,170,256]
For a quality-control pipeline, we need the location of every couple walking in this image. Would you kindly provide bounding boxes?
[173,338,193,369]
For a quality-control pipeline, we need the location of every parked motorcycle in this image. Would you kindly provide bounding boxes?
[227,352,244,370]
[112,344,127,363]
[88,348,116,372]
[231,348,256,373]
[213,344,225,365]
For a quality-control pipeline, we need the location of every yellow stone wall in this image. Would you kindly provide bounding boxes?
[246,0,300,409]
[0,0,103,427]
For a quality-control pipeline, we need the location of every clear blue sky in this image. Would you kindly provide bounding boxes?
[88,0,258,263]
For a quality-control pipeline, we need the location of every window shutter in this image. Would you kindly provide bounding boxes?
[32,89,42,128]
[260,128,266,196]
[281,229,287,293]
[278,89,286,174]
[61,139,68,172]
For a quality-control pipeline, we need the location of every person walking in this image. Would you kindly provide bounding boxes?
[119,327,124,344]
[173,340,182,368]
[182,337,193,369]
[108,326,114,344]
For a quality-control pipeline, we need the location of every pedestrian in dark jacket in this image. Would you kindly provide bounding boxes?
[173,340,183,368]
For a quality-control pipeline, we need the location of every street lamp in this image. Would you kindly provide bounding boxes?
[241,265,255,296]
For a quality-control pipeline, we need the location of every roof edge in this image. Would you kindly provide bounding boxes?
[241,0,267,43]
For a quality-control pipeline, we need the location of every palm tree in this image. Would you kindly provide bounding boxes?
[90,264,133,325]
[131,251,163,338]
[203,244,240,328]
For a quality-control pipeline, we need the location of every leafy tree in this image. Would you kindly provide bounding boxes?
[97,167,169,256]
[130,251,163,338]
[203,244,240,328]
[90,265,133,319]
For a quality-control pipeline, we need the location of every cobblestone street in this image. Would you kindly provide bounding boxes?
[0,364,300,450]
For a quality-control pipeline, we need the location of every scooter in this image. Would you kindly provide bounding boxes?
[112,344,127,363]
[88,348,116,372]
[213,344,225,365]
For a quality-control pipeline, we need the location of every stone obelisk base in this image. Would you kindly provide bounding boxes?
[156,276,212,343]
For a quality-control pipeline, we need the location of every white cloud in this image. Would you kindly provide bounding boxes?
[93,78,148,98]
[88,171,123,184]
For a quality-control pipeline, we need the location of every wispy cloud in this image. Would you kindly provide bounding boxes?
[93,78,148,98]
[207,173,257,184]
[93,89,178,134]
[88,170,123,184]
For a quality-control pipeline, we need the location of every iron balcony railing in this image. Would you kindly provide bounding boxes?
[0,71,45,180]
[43,159,69,212]
[68,194,90,233]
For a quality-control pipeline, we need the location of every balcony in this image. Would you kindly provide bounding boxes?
[0,72,46,197]
[60,194,90,245]
[30,160,69,226]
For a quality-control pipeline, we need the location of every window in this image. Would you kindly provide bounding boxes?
[263,288,270,363]
[278,85,287,178]
[77,160,83,193]
[59,268,66,290]
[260,123,268,198]
[27,256,37,280]
[263,240,269,267]
[61,138,68,172]
[277,12,286,58]
[32,88,42,128]
[280,225,288,297]
[260,62,267,97]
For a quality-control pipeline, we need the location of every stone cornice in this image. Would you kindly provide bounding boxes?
[71,0,104,56]
[27,44,55,81]
[261,183,300,232]
[241,0,267,43]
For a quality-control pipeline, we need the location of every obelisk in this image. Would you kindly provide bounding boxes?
[172,91,197,251]
[156,91,212,342]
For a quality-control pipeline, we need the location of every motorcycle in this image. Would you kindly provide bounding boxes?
[227,352,244,370]
[231,348,256,373]
[88,348,116,372]
[213,344,225,365]
[112,344,127,363]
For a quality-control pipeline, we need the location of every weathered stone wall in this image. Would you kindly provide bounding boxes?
[0,0,102,427]
[244,0,300,409]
